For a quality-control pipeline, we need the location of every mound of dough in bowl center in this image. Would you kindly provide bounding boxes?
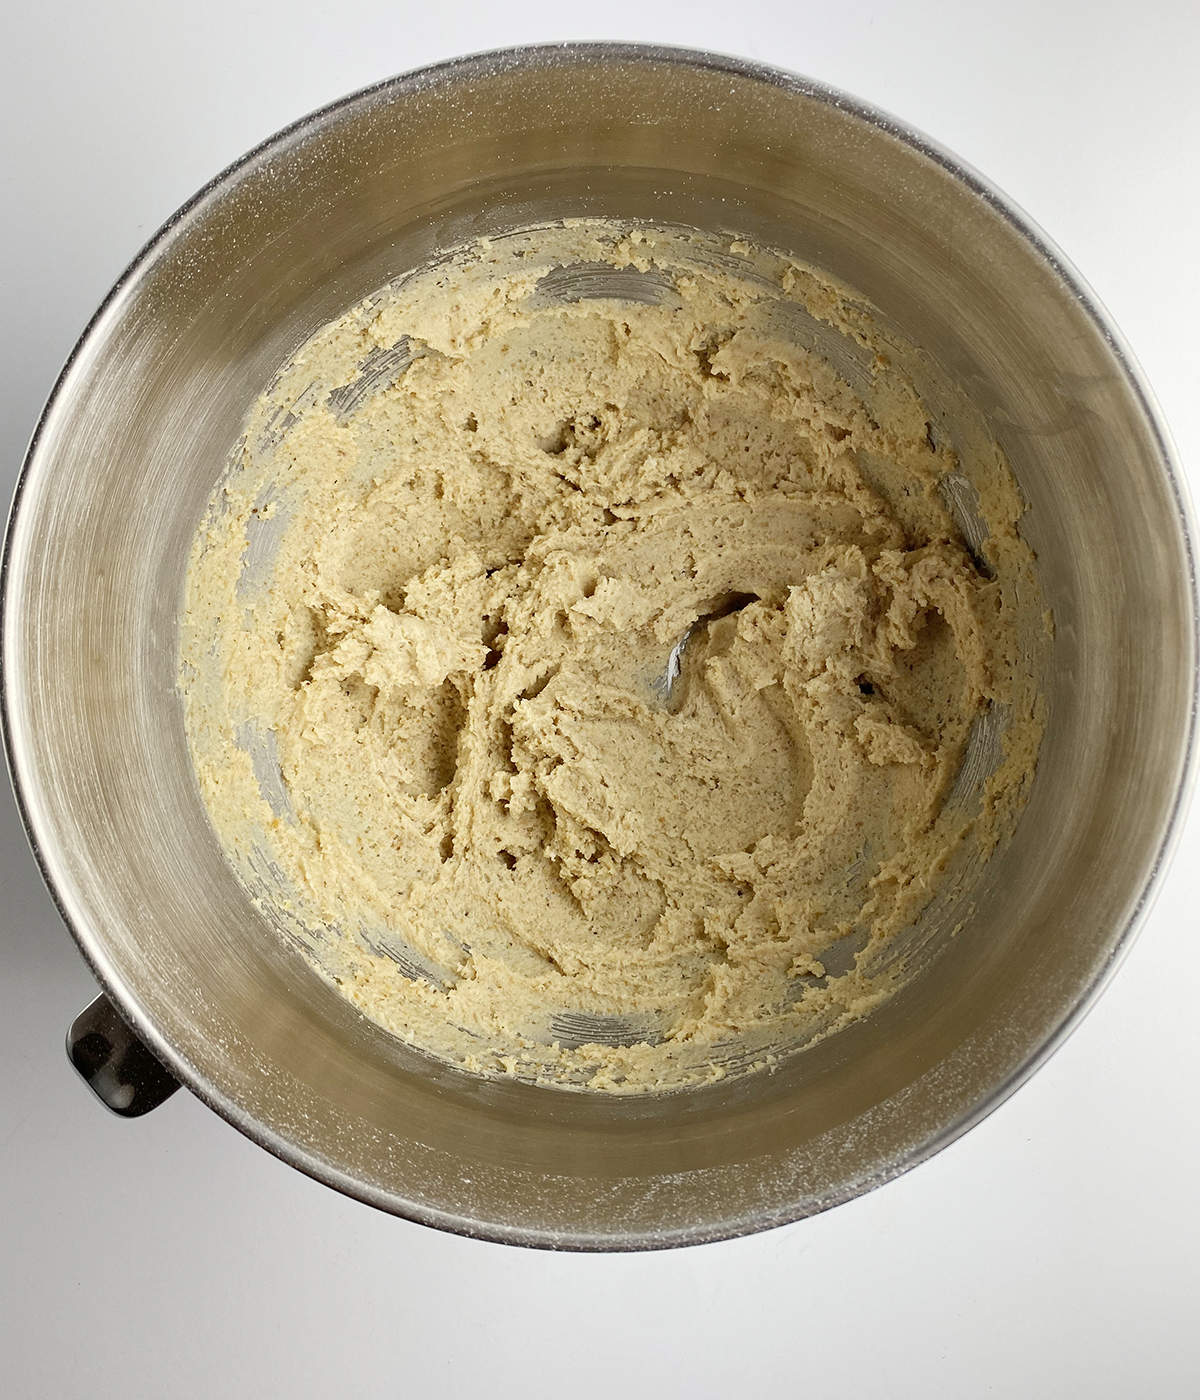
[181,222,1046,1092]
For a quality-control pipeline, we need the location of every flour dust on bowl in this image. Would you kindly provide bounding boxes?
[3,44,1195,1250]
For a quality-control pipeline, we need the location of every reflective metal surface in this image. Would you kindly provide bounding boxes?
[68,993,181,1117]
[3,43,1196,1249]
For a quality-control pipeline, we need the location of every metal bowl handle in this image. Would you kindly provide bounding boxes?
[67,994,181,1117]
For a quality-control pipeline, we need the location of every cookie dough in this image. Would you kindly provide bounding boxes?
[181,223,1045,1092]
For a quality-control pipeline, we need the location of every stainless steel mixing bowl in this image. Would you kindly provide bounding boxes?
[3,43,1195,1249]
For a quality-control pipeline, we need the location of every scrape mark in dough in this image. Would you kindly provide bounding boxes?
[532,262,683,309]
[326,336,428,422]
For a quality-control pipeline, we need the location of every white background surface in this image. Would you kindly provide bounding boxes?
[2,3,1198,1397]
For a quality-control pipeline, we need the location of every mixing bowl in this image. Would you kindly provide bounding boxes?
[3,43,1195,1249]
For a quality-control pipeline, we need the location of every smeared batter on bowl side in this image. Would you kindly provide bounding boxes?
[180,222,1045,1091]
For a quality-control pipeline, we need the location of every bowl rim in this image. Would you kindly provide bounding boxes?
[3,39,1197,1251]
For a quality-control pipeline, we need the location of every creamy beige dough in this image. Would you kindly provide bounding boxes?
[181,223,1045,1091]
